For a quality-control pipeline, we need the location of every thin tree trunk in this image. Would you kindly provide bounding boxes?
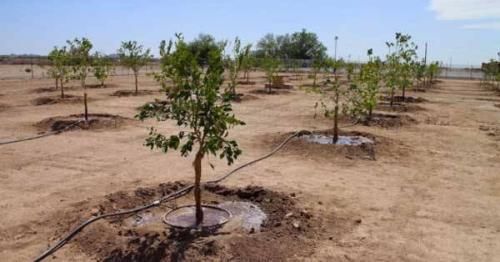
[55,78,59,90]
[402,86,406,102]
[134,71,138,95]
[60,80,65,99]
[333,91,339,144]
[82,78,88,122]
[193,151,204,226]
[246,71,250,83]
[390,88,395,108]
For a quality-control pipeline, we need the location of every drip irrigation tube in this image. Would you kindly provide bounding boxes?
[0,120,84,146]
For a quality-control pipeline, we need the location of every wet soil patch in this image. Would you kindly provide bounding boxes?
[45,182,351,261]
[35,113,132,132]
[31,95,84,106]
[110,90,158,97]
[270,130,383,161]
[359,113,417,128]
[376,102,425,113]
[300,133,374,146]
[382,95,428,103]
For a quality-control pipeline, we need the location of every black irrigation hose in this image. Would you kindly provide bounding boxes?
[32,131,305,262]
[0,120,84,146]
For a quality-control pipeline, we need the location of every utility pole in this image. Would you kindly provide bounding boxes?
[334,36,338,62]
[424,42,428,66]
[333,36,339,75]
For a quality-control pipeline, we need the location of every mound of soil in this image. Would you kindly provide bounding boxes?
[250,89,291,95]
[376,102,425,113]
[31,87,57,93]
[360,113,417,128]
[32,95,84,106]
[264,83,294,90]
[111,90,158,97]
[31,86,79,94]
[237,80,256,85]
[45,182,348,261]
[35,113,131,132]
[230,93,259,103]
[86,83,117,89]
[382,95,428,103]
[479,125,500,140]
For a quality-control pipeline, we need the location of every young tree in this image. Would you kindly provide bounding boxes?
[118,41,151,95]
[350,49,382,121]
[92,52,113,87]
[226,37,252,98]
[384,33,418,105]
[48,46,69,98]
[137,35,244,226]
[67,38,93,121]
[426,62,440,85]
[311,57,327,87]
[312,60,349,143]
[241,54,255,84]
[262,57,281,93]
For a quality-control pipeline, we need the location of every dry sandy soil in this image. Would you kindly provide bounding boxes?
[0,70,499,261]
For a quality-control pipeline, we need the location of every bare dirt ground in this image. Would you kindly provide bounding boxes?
[0,71,499,261]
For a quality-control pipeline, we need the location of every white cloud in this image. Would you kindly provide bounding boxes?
[430,0,500,20]
[461,22,500,29]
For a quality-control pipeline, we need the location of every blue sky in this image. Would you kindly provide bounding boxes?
[1,0,499,66]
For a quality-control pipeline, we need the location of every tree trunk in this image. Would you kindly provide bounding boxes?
[193,151,204,226]
[82,78,88,122]
[246,71,250,83]
[55,78,59,90]
[390,88,395,108]
[402,86,406,102]
[84,93,88,122]
[368,106,373,121]
[134,72,138,95]
[333,91,339,144]
[60,80,65,99]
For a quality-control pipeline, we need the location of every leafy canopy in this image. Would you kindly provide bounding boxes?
[118,41,151,73]
[66,38,93,80]
[137,34,245,164]
[255,29,327,60]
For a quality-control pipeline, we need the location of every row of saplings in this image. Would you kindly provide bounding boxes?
[46,38,151,120]
[135,33,437,226]
[299,33,438,143]
[46,32,436,226]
